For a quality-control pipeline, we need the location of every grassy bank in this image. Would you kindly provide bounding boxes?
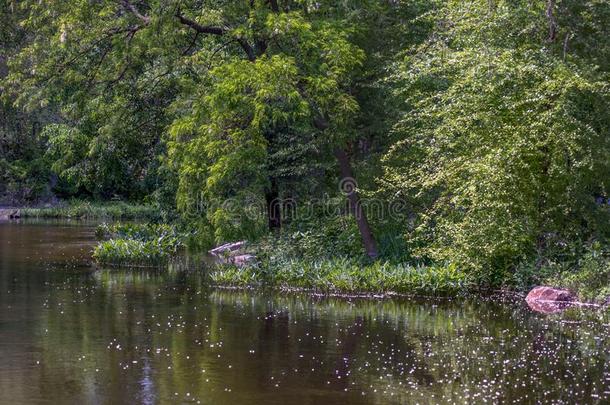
[88,219,609,300]
[93,223,184,267]
[209,252,610,300]
[208,232,610,299]
[210,259,470,296]
[90,221,471,295]
[21,200,160,220]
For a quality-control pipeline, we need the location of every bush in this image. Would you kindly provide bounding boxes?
[544,243,610,302]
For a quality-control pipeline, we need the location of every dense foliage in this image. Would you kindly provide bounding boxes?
[2,0,609,290]
[382,0,610,278]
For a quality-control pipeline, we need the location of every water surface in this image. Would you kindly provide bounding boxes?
[0,220,609,404]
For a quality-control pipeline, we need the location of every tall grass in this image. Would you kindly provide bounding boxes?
[207,226,470,296]
[210,258,470,296]
[20,200,159,220]
[93,222,184,267]
[93,239,181,267]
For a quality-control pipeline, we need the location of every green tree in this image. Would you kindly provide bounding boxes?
[4,0,180,200]
[383,0,610,277]
[6,0,384,254]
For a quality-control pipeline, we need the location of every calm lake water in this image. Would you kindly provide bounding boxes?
[0,220,609,404]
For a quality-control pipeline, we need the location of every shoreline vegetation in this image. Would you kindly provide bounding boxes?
[81,213,609,305]
[210,260,469,296]
[209,251,610,305]
[93,223,184,267]
[19,200,160,220]
[6,202,606,304]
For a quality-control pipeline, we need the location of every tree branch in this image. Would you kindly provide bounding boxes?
[121,0,151,24]
[182,32,200,56]
[175,13,256,61]
[121,3,257,62]
[237,38,256,61]
[175,13,226,36]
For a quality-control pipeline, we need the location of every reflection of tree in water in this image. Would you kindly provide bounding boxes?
[211,292,610,403]
[25,274,610,404]
[211,293,441,399]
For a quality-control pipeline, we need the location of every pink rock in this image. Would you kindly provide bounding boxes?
[525,286,576,314]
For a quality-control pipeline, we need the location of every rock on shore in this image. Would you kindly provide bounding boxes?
[525,286,576,314]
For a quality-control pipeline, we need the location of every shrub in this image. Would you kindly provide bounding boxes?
[544,243,610,302]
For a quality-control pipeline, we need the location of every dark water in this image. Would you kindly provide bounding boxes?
[1,221,609,404]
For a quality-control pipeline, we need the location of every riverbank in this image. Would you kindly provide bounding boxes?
[18,200,160,220]
[209,260,610,307]
[205,235,610,303]
[90,222,472,295]
[210,259,470,296]
[84,219,610,301]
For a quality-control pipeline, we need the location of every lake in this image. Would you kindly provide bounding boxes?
[0,220,609,404]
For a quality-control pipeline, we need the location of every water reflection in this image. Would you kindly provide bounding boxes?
[1,221,609,404]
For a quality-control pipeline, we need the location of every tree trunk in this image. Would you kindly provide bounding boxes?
[334,147,378,258]
[265,177,281,231]
[546,0,557,42]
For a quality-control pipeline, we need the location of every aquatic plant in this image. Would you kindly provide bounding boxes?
[93,239,178,267]
[21,200,159,220]
[210,259,469,296]
[95,222,177,241]
[93,222,184,267]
